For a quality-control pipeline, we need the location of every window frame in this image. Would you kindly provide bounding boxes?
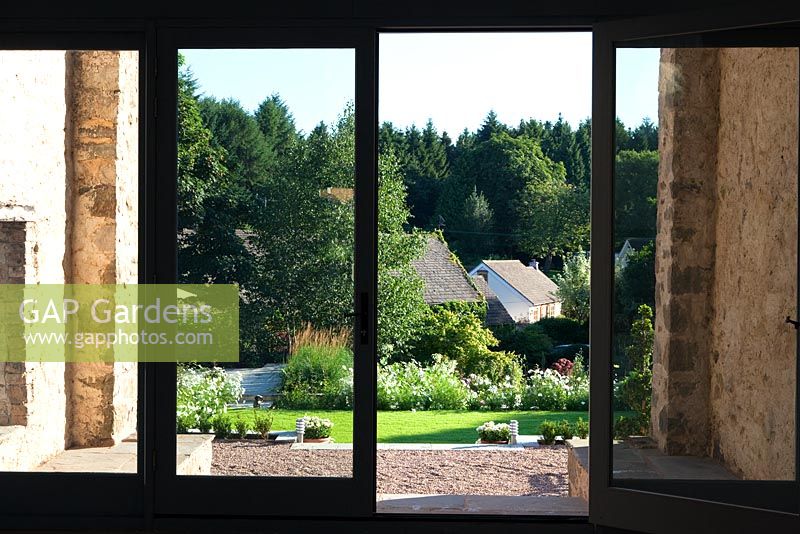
[590,6,800,532]
[151,24,378,518]
[0,24,154,530]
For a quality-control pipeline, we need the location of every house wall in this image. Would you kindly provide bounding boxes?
[653,47,797,480]
[0,52,69,470]
[709,47,797,480]
[0,50,138,468]
[470,263,531,322]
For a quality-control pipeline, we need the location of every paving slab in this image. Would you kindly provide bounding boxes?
[376,494,587,515]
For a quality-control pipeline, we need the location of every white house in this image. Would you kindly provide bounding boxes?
[468,259,561,324]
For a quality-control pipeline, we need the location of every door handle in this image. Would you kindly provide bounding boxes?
[786,316,799,329]
[346,293,369,344]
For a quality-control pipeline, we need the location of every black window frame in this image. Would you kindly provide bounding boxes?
[151,24,378,518]
[0,6,798,532]
[0,22,154,531]
[590,5,800,533]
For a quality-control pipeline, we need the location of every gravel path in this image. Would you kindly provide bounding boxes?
[212,441,569,496]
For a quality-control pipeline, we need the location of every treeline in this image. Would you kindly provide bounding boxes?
[380,113,659,269]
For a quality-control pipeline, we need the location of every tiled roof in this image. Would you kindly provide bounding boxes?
[411,237,482,305]
[481,260,560,305]
[471,275,514,325]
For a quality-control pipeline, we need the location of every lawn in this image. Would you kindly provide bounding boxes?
[227,409,598,443]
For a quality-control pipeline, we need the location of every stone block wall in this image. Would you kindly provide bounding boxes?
[653,47,797,480]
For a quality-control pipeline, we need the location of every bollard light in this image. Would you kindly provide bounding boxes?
[509,420,519,445]
[295,417,306,444]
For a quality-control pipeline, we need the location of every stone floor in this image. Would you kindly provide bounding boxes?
[612,440,738,479]
[376,494,588,515]
[35,434,214,474]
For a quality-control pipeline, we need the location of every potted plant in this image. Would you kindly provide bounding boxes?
[476,421,511,444]
[302,416,334,443]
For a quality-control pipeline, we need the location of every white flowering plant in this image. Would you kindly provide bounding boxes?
[303,416,333,439]
[177,364,244,431]
[476,421,511,442]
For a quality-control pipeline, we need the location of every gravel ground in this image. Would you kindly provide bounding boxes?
[212,441,569,496]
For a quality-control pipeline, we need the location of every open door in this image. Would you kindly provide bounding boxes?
[591,6,800,533]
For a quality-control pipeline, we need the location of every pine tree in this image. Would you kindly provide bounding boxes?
[254,94,300,158]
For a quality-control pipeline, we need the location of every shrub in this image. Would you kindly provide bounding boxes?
[575,417,589,439]
[616,305,654,437]
[234,418,250,439]
[176,414,194,434]
[253,409,274,439]
[551,357,574,376]
[378,356,470,410]
[412,306,498,366]
[539,421,558,445]
[557,420,574,440]
[522,367,589,411]
[553,252,590,324]
[536,316,588,345]
[476,421,511,442]
[458,349,524,387]
[212,413,233,438]
[278,325,354,410]
[464,373,523,410]
[303,416,333,439]
[491,323,553,369]
[197,413,213,434]
[177,364,244,430]
[614,414,649,439]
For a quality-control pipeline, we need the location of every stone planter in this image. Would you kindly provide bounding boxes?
[478,439,509,444]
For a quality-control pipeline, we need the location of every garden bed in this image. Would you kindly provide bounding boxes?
[211,441,569,496]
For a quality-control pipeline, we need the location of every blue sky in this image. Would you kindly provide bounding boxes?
[181,34,658,136]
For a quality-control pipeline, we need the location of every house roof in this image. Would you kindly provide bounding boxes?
[621,237,654,251]
[471,275,514,325]
[411,237,482,305]
[480,259,560,305]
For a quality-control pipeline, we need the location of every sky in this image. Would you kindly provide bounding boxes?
[180,34,658,136]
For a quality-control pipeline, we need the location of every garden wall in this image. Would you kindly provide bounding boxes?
[653,47,797,480]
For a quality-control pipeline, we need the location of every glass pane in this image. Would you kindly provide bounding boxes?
[0,50,139,473]
[376,32,591,515]
[612,46,797,482]
[175,49,355,477]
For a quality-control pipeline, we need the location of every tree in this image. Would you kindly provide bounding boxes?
[629,118,659,151]
[614,150,658,244]
[402,120,449,227]
[255,94,300,158]
[199,97,273,189]
[615,117,632,152]
[476,110,507,142]
[541,114,586,188]
[377,149,429,360]
[450,187,494,269]
[615,241,656,334]
[554,252,590,324]
[176,56,227,228]
[514,167,590,271]
[575,118,592,191]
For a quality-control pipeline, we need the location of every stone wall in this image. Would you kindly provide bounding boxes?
[709,48,797,480]
[64,50,139,448]
[0,50,138,468]
[653,47,797,480]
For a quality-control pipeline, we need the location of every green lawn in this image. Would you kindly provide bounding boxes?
[227,409,598,443]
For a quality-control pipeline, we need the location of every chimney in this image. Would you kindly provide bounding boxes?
[529,259,539,270]
[476,269,488,281]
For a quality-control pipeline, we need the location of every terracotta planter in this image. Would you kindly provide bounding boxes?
[303,437,332,443]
